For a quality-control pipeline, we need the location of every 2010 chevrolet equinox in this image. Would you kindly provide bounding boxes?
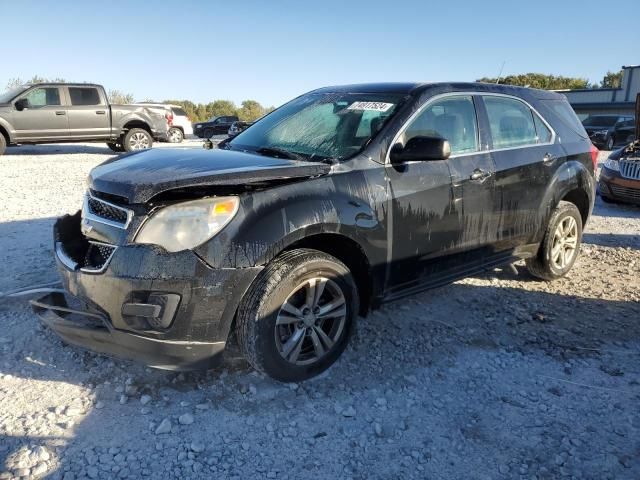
[32,82,597,382]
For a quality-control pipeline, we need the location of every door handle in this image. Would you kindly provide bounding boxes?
[543,153,556,163]
[96,110,106,115]
[470,168,491,181]
[55,111,66,116]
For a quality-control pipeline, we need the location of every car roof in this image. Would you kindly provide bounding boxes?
[310,82,564,100]
[24,83,103,88]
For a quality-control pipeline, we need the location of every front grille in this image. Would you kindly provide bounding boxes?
[609,184,640,200]
[85,194,131,227]
[619,160,640,180]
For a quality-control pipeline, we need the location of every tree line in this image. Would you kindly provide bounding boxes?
[4,76,274,122]
[476,70,623,89]
[5,70,625,121]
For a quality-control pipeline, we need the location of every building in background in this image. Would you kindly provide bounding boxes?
[559,65,639,120]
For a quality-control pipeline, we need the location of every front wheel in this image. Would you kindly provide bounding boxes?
[123,128,153,152]
[526,201,583,281]
[167,127,184,143]
[236,248,359,382]
[606,136,615,150]
[0,133,6,156]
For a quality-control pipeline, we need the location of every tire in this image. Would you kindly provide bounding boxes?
[606,135,615,150]
[203,128,214,139]
[0,133,6,156]
[236,248,359,382]
[107,142,125,153]
[123,128,153,152]
[526,201,583,281]
[167,127,184,143]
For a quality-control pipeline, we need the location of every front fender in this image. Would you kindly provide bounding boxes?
[0,114,15,143]
[194,171,388,271]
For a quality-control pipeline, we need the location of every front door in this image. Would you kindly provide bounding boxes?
[12,86,68,141]
[385,94,497,300]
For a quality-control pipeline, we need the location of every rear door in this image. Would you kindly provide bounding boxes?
[479,94,560,248]
[65,86,111,139]
[12,86,68,141]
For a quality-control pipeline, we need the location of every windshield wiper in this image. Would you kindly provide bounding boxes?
[255,146,303,161]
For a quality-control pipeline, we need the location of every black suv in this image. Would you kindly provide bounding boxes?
[33,83,596,382]
[193,115,239,138]
[582,114,634,150]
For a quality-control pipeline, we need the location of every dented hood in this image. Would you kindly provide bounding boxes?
[89,148,330,203]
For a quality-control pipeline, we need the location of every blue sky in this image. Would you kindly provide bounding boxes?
[3,0,639,107]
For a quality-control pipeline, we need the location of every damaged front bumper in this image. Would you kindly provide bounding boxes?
[31,212,263,370]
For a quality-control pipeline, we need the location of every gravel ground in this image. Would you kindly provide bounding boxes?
[0,144,639,480]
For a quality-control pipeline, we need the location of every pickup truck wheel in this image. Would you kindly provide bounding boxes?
[526,201,582,281]
[106,142,124,152]
[236,248,359,382]
[123,128,153,152]
[0,133,6,156]
[168,127,184,143]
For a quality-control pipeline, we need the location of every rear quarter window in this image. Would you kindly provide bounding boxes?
[172,107,188,116]
[540,99,588,139]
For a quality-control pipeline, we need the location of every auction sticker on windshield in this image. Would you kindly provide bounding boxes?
[347,101,394,112]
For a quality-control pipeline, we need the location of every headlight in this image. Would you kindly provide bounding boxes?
[195,124,202,128]
[135,197,239,252]
[604,157,619,171]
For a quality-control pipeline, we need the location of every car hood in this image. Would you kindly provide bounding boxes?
[89,148,331,204]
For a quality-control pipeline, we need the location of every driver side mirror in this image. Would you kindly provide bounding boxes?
[15,98,30,111]
[390,136,451,163]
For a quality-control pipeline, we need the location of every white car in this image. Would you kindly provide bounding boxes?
[133,103,193,143]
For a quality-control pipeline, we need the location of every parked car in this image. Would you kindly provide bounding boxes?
[194,115,238,138]
[134,103,194,143]
[606,118,636,150]
[581,114,633,149]
[228,120,252,137]
[33,82,596,382]
[599,95,640,204]
[0,83,169,155]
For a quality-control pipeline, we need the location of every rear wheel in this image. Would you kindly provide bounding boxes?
[0,133,6,156]
[167,127,184,143]
[123,128,153,152]
[526,201,583,280]
[107,142,124,152]
[236,248,359,382]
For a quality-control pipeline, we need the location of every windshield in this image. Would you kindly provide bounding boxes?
[227,92,404,161]
[582,116,619,127]
[0,86,29,103]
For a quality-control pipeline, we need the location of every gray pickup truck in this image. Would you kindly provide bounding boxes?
[0,83,169,155]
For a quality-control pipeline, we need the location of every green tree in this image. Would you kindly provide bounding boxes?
[108,89,134,104]
[206,100,237,119]
[599,70,623,88]
[6,75,66,90]
[476,73,590,90]
[237,100,265,121]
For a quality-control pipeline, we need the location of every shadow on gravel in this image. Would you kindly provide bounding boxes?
[583,232,640,249]
[4,144,114,156]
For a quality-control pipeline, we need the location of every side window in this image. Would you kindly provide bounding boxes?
[484,96,538,149]
[23,87,61,107]
[68,87,102,106]
[533,113,552,143]
[403,95,478,154]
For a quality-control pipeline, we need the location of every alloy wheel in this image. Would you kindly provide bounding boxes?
[129,132,150,150]
[550,216,578,270]
[274,277,347,366]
